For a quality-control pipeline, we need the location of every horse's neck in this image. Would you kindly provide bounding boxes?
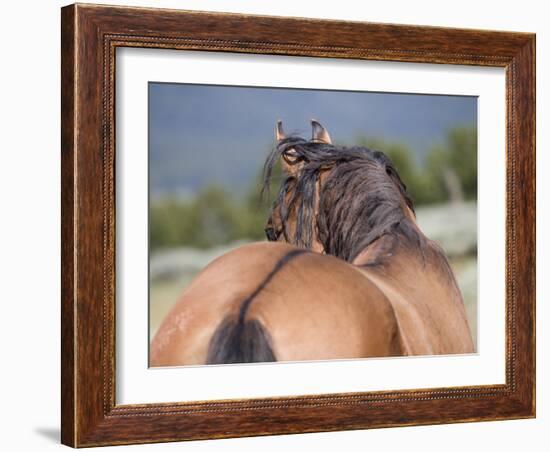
[352,232,462,300]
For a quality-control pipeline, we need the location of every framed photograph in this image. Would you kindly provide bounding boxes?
[61,3,535,447]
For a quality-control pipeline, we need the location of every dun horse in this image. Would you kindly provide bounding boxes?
[150,120,474,366]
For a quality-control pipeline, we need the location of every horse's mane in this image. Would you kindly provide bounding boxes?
[263,136,426,263]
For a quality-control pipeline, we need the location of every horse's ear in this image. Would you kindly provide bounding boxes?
[311,119,332,144]
[275,119,286,142]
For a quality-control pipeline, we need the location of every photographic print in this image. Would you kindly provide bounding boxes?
[148,83,478,367]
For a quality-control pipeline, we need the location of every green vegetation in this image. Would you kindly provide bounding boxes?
[150,185,266,250]
[150,126,477,251]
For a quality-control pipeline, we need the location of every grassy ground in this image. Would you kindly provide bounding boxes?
[450,256,478,347]
[150,276,193,337]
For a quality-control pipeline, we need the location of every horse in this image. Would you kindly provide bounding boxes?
[150,120,474,366]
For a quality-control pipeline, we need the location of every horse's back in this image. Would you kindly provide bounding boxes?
[150,242,401,366]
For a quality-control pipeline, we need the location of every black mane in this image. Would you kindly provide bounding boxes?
[263,137,425,263]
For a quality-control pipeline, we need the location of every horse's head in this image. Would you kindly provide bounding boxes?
[263,120,418,262]
[263,119,332,253]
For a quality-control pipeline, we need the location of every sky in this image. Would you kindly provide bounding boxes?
[149,82,476,197]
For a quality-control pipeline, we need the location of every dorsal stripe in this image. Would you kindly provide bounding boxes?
[238,249,307,324]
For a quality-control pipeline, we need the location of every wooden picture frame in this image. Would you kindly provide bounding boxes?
[61,3,535,447]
